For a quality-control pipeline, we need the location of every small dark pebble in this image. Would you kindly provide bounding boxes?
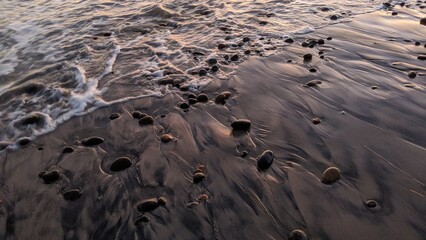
[420,18,426,25]
[415,41,421,46]
[110,157,132,172]
[321,167,341,184]
[231,119,251,131]
[197,93,209,103]
[208,58,217,64]
[305,80,322,87]
[211,65,219,72]
[257,150,274,170]
[327,37,333,40]
[158,197,167,206]
[408,71,417,79]
[241,151,248,158]
[301,42,309,47]
[312,118,321,125]
[371,86,379,90]
[135,216,150,225]
[179,102,190,109]
[365,200,378,208]
[199,69,208,76]
[132,111,146,119]
[309,68,317,73]
[161,114,166,118]
[243,37,250,42]
[284,38,294,43]
[231,54,239,61]
[193,172,205,183]
[330,15,338,20]
[41,170,60,184]
[289,229,308,240]
[417,55,426,60]
[287,59,293,63]
[259,21,268,25]
[81,136,104,146]
[224,55,229,61]
[188,98,198,105]
[137,198,160,212]
[303,53,313,61]
[17,137,31,146]
[160,134,175,143]
[318,51,324,55]
[218,43,227,50]
[318,39,325,44]
[63,189,81,201]
[62,146,74,154]
[244,50,251,55]
[21,113,44,125]
[392,11,398,16]
[215,93,227,104]
[37,146,44,151]
[319,55,325,59]
[187,93,197,99]
[308,44,315,48]
[139,116,154,125]
[109,113,120,120]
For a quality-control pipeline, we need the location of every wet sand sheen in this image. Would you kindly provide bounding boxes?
[0,7,425,240]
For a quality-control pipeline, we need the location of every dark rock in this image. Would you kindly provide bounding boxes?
[330,15,338,20]
[179,102,190,109]
[327,37,333,40]
[193,172,205,183]
[187,93,197,99]
[137,198,160,212]
[110,157,132,172]
[414,41,421,46]
[243,37,250,42]
[135,216,150,225]
[139,116,154,125]
[188,98,198,105]
[17,137,31,146]
[81,136,104,146]
[321,167,341,184]
[231,119,251,131]
[284,38,294,43]
[289,229,308,240]
[196,93,209,102]
[408,71,417,79]
[417,55,426,60]
[215,93,227,104]
[312,118,321,125]
[371,86,379,90]
[241,151,248,158]
[41,170,60,184]
[257,150,274,170]
[63,189,81,201]
[199,69,208,76]
[259,21,268,25]
[207,58,217,64]
[365,200,378,208]
[132,111,147,119]
[320,7,331,11]
[318,39,325,44]
[211,65,219,72]
[230,54,239,61]
[109,113,120,120]
[62,146,74,154]
[303,53,313,61]
[392,11,398,16]
[309,68,317,73]
[161,134,174,143]
[287,59,293,63]
[158,197,167,206]
[420,18,426,26]
[301,42,309,47]
[20,113,44,125]
[304,80,322,87]
[218,43,228,50]
[244,50,251,55]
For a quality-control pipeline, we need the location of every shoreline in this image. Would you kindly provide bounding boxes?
[1,6,425,240]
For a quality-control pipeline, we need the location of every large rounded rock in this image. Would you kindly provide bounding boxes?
[321,167,341,184]
[197,93,209,103]
[63,189,82,201]
[40,170,60,184]
[193,172,205,183]
[231,119,251,131]
[81,136,104,146]
[137,198,160,212]
[288,229,308,240]
[110,157,132,172]
[139,116,154,125]
[420,18,426,26]
[257,150,274,170]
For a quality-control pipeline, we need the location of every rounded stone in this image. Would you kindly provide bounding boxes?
[211,65,219,72]
[215,93,227,104]
[109,113,120,120]
[158,197,167,206]
[197,194,209,201]
[196,94,209,103]
[284,38,294,43]
[63,189,82,201]
[139,116,154,125]
[188,98,198,105]
[231,119,251,131]
[199,69,208,76]
[419,17,426,25]
[41,170,60,184]
[303,53,313,61]
[193,172,205,183]
[110,157,132,172]
[312,118,321,125]
[417,55,426,60]
[132,111,147,119]
[317,39,325,44]
[179,102,190,109]
[135,216,150,225]
[161,134,175,143]
[187,93,197,99]
[218,43,228,50]
[241,151,248,158]
[137,198,160,212]
[62,146,74,154]
[207,58,217,64]
[330,15,338,20]
[371,86,379,90]
[81,136,104,146]
[257,150,274,170]
[321,167,341,184]
[288,229,308,240]
[230,54,239,61]
[309,68,317,73]
[305,80,322,87]
[242,37,250,42]
[244,50,252,55]
[408,71,417,79]
[365,200,378,208]
[17,137,31,147]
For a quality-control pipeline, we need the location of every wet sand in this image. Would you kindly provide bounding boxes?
[1,6,425,240]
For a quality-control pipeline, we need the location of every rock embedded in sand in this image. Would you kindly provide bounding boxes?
[257,150,274,170]
[243,37,250,42]
[193,172,205,183]
[392,11,398,16]
[139,116,154,125]
[132,111,146,119]
[420,18,426,26]
[63,189,82,201]
[304,80,322,87]
[196,93,209,103]
[241,151,248,158]
[40,170,60,184]
[109,113,120,120]
[110,157,132,172]
[231,54,239,61]
[161,134,175,143]
[62,146,74,154]
[321,167,341,184]
[81,136,104,146]
[187,93,197,99]
[417,55,426,60]
[218,43,227,50]
[211,65,219,72]
[330,15,338,20]
[215,93,227,104]
[179,102,190,109]
[17,137,31,147]
[318,39,325,44]
[20,113,44,126]
[199,69,208,76]
[288,229,308,240]
[137,198,160,212]
[135,216,150,225]
[408,71,417,79]
[231,119,251,131]
[158,197,167,206]
[188,98,198,105]
[365,200,378,208]
[303,53,313,61]
[207,58,217,64]
[284,38,294,43]
[371,86,379,90]
[312,118,321,125]
[244,50,251,55]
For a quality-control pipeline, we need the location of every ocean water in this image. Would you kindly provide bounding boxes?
[0,0,410,142]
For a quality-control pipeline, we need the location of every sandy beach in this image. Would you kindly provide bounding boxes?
[0,5,425,240]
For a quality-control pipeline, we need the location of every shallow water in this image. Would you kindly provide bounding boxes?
[0,0,412,141]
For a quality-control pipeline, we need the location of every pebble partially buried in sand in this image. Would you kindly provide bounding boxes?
[231,119,251,131]
[136,197,167,213]
[321,167,341,184]
[288,229,308,240]
[110,157,133,172]
[257,150,274,170]
[81,136,104,146]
